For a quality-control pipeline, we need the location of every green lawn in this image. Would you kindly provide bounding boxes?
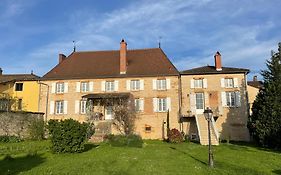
[0,140,280,175]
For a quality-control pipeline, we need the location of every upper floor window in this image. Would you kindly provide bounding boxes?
[195,93,204,109]
[56,83,64,93]
[105,81,115,92]
[15,83,23,91]
[131,80,140,91]
[55,101,64,114]
[157,79,167,90]
[194,79,203,88]
[225,78,234,88]
[81,82,89,92]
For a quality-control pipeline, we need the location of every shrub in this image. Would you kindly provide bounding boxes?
[105,134,143,148]
[0,135,21,143]
[28,118,45,140]
[168,128,184,143]
[47,119,94,153]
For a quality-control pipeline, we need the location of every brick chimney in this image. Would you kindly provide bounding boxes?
[120,39,127,74]
[214,51,222,71]
[59,54,66,63]
[0,68,2,76]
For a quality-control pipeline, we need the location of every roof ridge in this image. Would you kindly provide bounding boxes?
[72,47,160,54]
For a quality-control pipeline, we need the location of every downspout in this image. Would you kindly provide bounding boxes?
[178,74,183,131]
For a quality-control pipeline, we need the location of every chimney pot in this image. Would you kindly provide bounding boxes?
[253,75,258,81]
[214,51,222,71]
[120,39,127,74]
[59,54,66,63]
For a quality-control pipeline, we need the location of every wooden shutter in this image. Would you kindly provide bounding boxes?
[101,81,105,91]
[190,79,194,88]
[126,80,130,90]
[166,97,171,111]
[63,101,68,114]
[140,98,144,111]
[235,91,241,107]
[166,79,171,89]
[50,101,55,114]
[221,92,226,107]
[153,98,158,112]
[152,79,157,90]
[204,92,209,108]
[140,80,144,90]
[234,78,239,88]
[221,78,225,88]
[114,80,119,91]
[64,83,68,93]
[203,78,208,88]
[76,82,80,92]
[89,82,94,92]
[51,83,56,93]
[189,93,196,114]
[75,100,80,114]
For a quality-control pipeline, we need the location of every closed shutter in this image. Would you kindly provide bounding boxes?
[166,97,171,111]
[204,92,209,108]
[140,98,144,111]
[76,82,80,92]
[114,80,119,91]
[75,100,80,114]
[51,83,56,93]
[152,79,157,90]
[190,79,194,88]
[64,83,68,93]
[221,92,226,107]
[190,93,196,114]
[89,82,94,92]
[126,80,130,90]
[140,80,144,90]
[221,78,225,88]
[203,78,208,88]
[50,101,55,114]
[166,79,171,89]
[63,101,68,114]
[235,91,241,107]
[153,98,158,112]
[101,81,105,91]
[234,78,239,88]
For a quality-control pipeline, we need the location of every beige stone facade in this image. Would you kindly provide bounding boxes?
[247,85,259,115]
[180,73,250,141]
[39,76,180,139]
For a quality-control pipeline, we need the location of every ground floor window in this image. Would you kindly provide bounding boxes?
[195,93,204,109]
[55,101,64,114]
[226,92,236,107]
[80,100,87,114]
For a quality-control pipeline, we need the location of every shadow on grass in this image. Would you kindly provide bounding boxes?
[169,146,207,166]
[0,154,45,175]
[226,141,281,154]
[272,169,281,175]
[84,143,99,152]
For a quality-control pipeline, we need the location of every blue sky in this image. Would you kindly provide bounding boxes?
[0,0,280,80]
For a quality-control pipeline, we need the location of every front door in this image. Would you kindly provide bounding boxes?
[105,106,113,120]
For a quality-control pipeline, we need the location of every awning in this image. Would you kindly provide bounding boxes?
[82,93,131,99]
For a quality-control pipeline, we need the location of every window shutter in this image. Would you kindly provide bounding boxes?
[153,98,158,112]
[204,92,209,107]
[190,93,196,114]
[51,83,56,93]
[219,105,224,115]
[152,79,157,90]
[235,91,241,107]
[114,80,119,91]
[166,79,171,89]
[126,80,131,90]
[50,101,55,114]
[166,97,171,111]
[203,79,208,88]
[63,101,68,114]
[221,92,226,107]
[140,98,144,111]
[64,83,68,93]
[190,79,194,88]
[140,80,144,90]
[76,82,80,92]
[101,81,105,91]
[234,78,239,88]
[75,100,80,114]
[221,78,225,88]
[89,82,94,92]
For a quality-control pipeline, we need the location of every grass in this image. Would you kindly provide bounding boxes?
[0,140,281,175]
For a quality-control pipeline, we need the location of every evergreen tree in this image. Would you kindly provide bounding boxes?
[248,43,281,149]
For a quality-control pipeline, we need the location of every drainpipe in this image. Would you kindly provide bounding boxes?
[178,74,183,131]
[38,81,49,122]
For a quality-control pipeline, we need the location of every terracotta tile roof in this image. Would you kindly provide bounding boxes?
[247,81,263,89]
[0,74,40,84]
[42,48,179,80]
[180,66,249,75]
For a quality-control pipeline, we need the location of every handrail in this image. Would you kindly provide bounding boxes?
[195,114,201,141]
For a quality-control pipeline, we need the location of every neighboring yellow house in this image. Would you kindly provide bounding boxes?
[247,76,263,115]
[0,68,40,112]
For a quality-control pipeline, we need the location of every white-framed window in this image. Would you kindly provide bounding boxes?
[80,100,87,114]
[226,92,236,107]
[105,81,115,92]
[157,79,167,90]
[131,80,140,91]
[225,78,234,88]
[81,82,89,92]
[195,93,204,109]
[194,79,203,88]
[56,83,64,93]
[134,98,144,112]
[158,98,167,112]
[55,101,64,114]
